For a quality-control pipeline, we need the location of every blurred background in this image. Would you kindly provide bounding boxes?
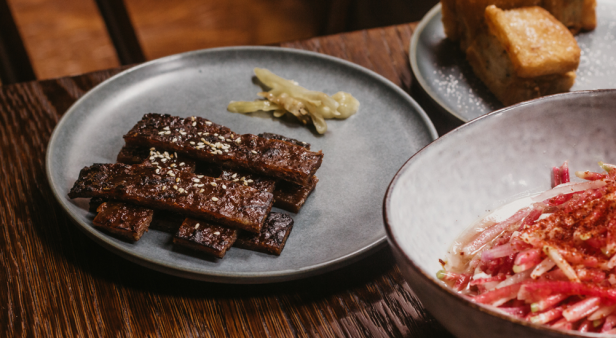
[6,0,438,81]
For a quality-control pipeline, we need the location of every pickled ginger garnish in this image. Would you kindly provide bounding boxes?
[227,68,359,134]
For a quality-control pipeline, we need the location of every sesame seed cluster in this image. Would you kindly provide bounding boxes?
[147,115,245,157]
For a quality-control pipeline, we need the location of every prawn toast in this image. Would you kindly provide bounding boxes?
[123,114,323,185]
[543,0,597,33]
[442,0,542,50]
[466,31,576,105]
[442,0,596,106]
[485,5,580,78]
[68,163,273,233]
[442,0,595,48]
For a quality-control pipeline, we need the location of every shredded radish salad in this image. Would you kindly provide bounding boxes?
[438,161,616,334]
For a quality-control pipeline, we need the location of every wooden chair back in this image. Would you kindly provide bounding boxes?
[0,0,143,85]
[0,0,35,84]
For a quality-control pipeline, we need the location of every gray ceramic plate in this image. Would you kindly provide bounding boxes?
[411,1,616,122]
[46,46,437,284]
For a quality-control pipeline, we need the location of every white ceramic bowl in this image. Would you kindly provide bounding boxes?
[384,90,616,338]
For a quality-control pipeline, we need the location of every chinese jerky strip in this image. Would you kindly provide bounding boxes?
[258,132,310,149]
[89,197,105,213]
[273,176,318,213]
[117,145,197,172]
[122,144,316,213]
[258,132,318,212]
[116,146,214,233]
[219,170,276,193]
[123,131,318,212]
[173,218,237,258]
[220,170,318,213]
[117,146,242,233]
[123,114,323,185]
[150,210,185,233]
[92,202,153,241]
[116,146,151,165]
[234,212,294,255]
[68,163,273,233]
[113,146,198,233]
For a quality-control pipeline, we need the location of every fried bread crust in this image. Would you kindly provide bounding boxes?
[485,5,580,78]
[466,31,576,105]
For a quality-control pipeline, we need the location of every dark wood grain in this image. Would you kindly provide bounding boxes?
[0,23,458,337]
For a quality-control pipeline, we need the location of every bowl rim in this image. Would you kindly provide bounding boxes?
[383,89,616,337]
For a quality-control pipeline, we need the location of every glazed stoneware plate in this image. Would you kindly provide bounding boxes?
[46,46,437,284]
[385,90,616,338]
[411,1,616,122]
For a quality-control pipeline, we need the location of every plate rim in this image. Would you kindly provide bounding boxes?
[45,45,438,284]
[410,3,470,122]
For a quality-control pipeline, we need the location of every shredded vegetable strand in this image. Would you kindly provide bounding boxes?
[532,180,607,202]
[512,248,542,273]
[496,270,531,289]
[552,166,561,188]
[530,306,564,324]
[530,294,568,313]
[544,246,580,283]
[588,304,616,321]
[481,243,516,262]
[530,257,556,279]
[562,297,602,322]
[575,170,607,181]
[606,253,616,270]
[559,161,570,185]
[602,315,616,332]
[462,207,532,255]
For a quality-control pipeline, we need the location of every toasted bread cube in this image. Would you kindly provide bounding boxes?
[466,31,576,105]
[542,0,596,33]
[443,0,595,48]
[485,5,580,78]
[442,0,462,41]
[542,0,584,33]
[582,0,597,31]
[450,0,541,49]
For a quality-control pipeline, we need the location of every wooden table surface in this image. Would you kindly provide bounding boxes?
[0,23,463,337]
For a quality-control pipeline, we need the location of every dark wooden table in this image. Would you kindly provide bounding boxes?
[0,23,463,337]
